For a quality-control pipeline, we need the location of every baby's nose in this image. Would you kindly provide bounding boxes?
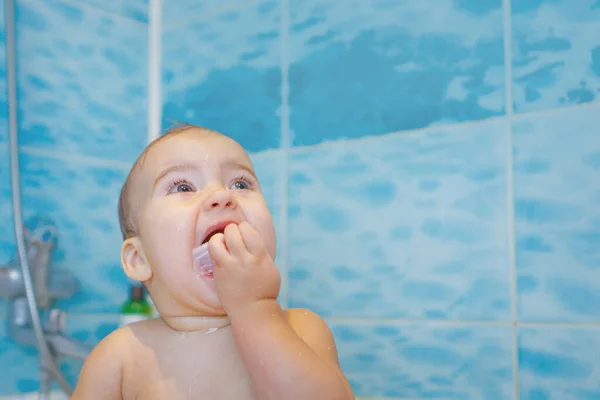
[202,188,236,211]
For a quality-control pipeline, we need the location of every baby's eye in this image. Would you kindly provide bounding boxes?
[176,184,194,192]
[230,180,250,190]
[168,180,195,194]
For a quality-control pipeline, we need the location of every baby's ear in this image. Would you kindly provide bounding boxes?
[121,237,153,282]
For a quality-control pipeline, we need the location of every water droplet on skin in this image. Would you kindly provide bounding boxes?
[259,359,265,366]
[327,346,332,351]
[303,312,308,316]
[298,352,303,357]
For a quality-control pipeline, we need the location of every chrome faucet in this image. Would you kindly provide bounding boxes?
[0,217,91,361]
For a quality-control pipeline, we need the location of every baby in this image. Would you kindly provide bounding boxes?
[72,125,354,400]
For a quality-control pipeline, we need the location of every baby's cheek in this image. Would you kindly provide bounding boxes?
[149,217,194,253]
[172,218,189,234]
[254,217,277,256]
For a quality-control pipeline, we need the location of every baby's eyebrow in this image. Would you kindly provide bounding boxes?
[153,163,198,190]
[226,160,257,180]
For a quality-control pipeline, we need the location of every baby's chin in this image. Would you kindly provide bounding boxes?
[188,273,224,312]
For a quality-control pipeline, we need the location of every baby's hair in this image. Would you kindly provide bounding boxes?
[118,122,209,240]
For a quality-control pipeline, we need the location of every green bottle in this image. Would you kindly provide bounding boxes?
[120,285,152,327]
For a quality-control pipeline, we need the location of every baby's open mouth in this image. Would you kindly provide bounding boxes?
[194,221,236,278]
[201,228,225,245]
[200,220,236,245]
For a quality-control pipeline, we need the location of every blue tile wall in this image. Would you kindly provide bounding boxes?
[161,0,282,153]
[511,0,600,112]
[0,314,119,394]
[513,106,600,322]
[0,142,14,324]
[0,0,11,326]
[0,0,148,394]
[518,327,600,399]
[0,0,7,144]
[288,119,511,320]
[0,318,39,394]
[162,0,239,24]
[249,151,287,300]
[288,0,506,147]
[15,0,148,163]
[0,152,129,313]
[0,145,12,267]
[72,0,149,23]
[332,323,514,399]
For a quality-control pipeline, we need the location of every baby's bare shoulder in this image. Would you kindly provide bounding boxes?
[83,322,142,368]
[72,319,171,399]
[71,325,136,399]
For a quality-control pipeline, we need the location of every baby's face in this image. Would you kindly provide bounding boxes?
[130,129,276,315]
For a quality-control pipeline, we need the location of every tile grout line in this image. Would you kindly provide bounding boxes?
[147,0,163,144]
[315,317,600,329]
[2,100,596,170]
[519,321,600,328]
[278,0,291,309]
[326,318,512,326]
[15,145,131,170]
[282,101,600,155]
[502,0,520,398]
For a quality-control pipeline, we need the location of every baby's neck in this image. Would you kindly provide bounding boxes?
[161,314,231,333]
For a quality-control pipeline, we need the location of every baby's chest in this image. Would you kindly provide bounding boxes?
[125,335,256,400]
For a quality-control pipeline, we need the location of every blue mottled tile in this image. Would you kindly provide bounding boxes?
[250,151,283,226]
[74,0,148,22]
[512,0,600,112]
[16,0,148,162]
[0,313,119,395]
[249,151,286,300]
[162,1,282,153]
[288,119,512,319]
[163,0,240,25]
[513,106,600,321]
[0,144,14,266]
[57,314,120,388]
[7,153,129,313]
[0,318,39,395]
[0,0,7,144]
[519,327,600,399]
[289,0,505,147]
[331,322,514,399]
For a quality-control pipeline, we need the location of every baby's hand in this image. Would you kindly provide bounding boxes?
[207,222,280,315]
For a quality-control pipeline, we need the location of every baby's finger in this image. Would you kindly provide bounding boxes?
[224,224,247,258]
[238,222,264,256]
[207,233,232,265]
